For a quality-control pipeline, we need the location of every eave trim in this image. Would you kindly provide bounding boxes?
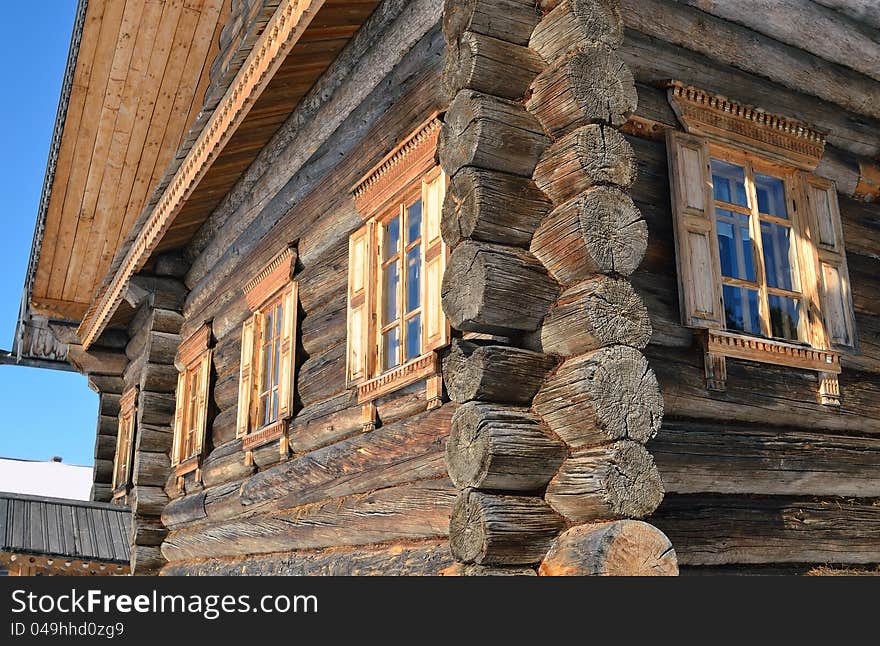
[78,0,327,349]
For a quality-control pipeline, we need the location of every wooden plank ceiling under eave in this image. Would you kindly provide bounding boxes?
[29,0,227,322]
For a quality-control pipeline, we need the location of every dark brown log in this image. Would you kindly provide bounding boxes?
[288,392,361,454]
[530,186,647,283]
[162,490,208,530]
[137,391,175,426]
[443,340,558,405]
[650,422,880,498]
[211,407,238,446]
[139,363,178,394]
[130,485,168,517]
[439,90,550,178]
[130,545,164,576]
[653,494,880,566]
[446,402,566,491]
[240,405,456,510]
[93,458,113,482]
[538,275,652,356]
[201,440,255,489]
[441,168,551,250]
[67,344,127,376]
[162,480,457,561]
[533,124,637,204]
[443,0,541,46]
[132,451,171,488]
[443,31,543,101]
[545,441,664,521]
[443,563,537,576]
[162,540,454,576]
[526,46,637,137]
[450,489,565,565]
[530,0,624,64]
[442,241,559,335]
[534,345,663,448]
[131,518,167,547]
[539,520,678,575]
[135,424,173,453]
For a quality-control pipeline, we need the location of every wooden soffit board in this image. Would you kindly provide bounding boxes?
[30,0,229,322]
[79,0,380,348]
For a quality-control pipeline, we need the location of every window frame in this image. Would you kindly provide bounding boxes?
[112,387,137,499]
[172,324,212,478]
[708,144,812,344]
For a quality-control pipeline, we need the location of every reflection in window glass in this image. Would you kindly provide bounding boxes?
[711,159,748,207]
[755,173,788,218]
[383,263,399,325]
[406,315,421,361]
[761,221,797,292]
[383,217,400,260]
[768,294,800,340]
[383,327,400,370]
[407,200,422,245]
[723,284,761,335]
[406,246,420,312]
[715,209,756,281]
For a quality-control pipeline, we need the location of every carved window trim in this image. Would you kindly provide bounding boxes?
[171,324,213,482]
[346,115,449,428]
[237,246,299,461]
[666,84,854,406]
[112,387,137,499]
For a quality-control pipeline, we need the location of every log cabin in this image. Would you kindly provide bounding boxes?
[6,0,879,575]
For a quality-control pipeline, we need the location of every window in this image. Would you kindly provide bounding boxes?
[666,83,856,405]
[171,325,212,478]
[112,387,137,498]
[236,246,298,455]
[347,115,449,409]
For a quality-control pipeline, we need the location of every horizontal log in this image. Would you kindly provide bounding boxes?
[531,0,623,64]
[130,545,164,576]
[443,31,543,100]
[446,402,566,490]
[443,0,542,46]
[439,90,550,178]
[67,345,127,377]
[813,0,880,31]
[534,345,663,448]
[162,490,208,530]
[443,563,537,576]
[530,186,647,282]
[241,404,456,510]
[538,275,652,356]
[650,421,880,497]
[450,489,565,565]
[653,494,880,566]
[162,480,457,561]
[621,0,880,121]
[137,391,175,427]
[162,540,454,576]
[130,485,168,517]
[132,518,167,547]
[545,441,664,521]
[442,241,559,335]
[539,520,678,576]
[139,363,178,394]
[441,168,551,250]
[443,340,558,405]
[526,46,637,137]
[533,124,637,205]
[288,392,361,454]
[201,440,255,489]
[135,424,173,454]
[132,451,170,488]
[93,458,113,483]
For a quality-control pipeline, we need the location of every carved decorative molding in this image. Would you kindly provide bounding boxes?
[357,352,441,404]
[701,330,841,406]
[78,0,325,350]
[242,419,287,452]
[175,324,212,371]
[243,245,297,310]
[352,113,443,218]
[666,81,826,170]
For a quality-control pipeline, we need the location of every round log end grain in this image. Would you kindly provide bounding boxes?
[539,520,679,576]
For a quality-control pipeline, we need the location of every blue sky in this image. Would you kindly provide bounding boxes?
[0,3,98,467]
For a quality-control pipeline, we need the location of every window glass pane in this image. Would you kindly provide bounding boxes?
[711,159,748,207]
[382,262,399,325]
[262,343,272,391]
[274,337,281,389]
[761,221,797,292]
[715,209,755,282]
[383,327,400,370]
[407,199,422,245]
[383,216,400,260]
[768,294,801,341]
[406,246,421,313]
[272,390,279,423]
[755,173,787,218]
[275,303,284,336]
[723,285,761,335]
[405,314,421,361]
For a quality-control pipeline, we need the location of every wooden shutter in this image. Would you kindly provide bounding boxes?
[236,314,258,437]
[171,370,187,466]
[422,168,450,351]
[802,174,857,351]
[278,283,298,419]
[666,130,725,329]
[347,222,375,385]
[194,349,212,456]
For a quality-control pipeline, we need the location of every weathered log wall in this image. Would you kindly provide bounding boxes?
[621,0,880,572]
